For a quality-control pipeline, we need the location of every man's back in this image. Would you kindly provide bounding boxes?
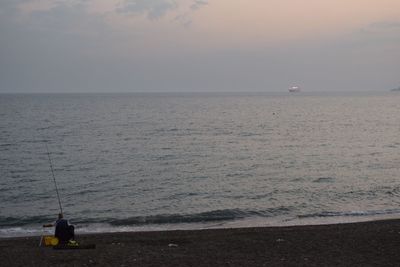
[55,218,72,242]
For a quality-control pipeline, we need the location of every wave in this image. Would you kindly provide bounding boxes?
[0,208,291,228]
[313,177,335,183]
[106,207,294,226]
[109,209,256,226]
[298,208,400,219]
[3,207,399,230]
[2,208,400,238]
[0,215,55,227]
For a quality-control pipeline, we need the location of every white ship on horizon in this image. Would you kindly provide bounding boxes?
[289,86,301,92]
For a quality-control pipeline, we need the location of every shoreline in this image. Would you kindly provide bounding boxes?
[1,218,400,266]
[2,212,400,239]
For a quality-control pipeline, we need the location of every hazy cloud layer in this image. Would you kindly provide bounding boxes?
[15,0,209,21]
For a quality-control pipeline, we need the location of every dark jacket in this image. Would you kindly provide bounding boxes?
[55,218,74,242]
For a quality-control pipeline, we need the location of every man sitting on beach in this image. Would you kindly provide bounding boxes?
[44,213,75,243]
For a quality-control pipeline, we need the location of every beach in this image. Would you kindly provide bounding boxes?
[1,219,399,266]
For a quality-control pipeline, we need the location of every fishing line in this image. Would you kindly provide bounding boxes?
[45,143,63,215]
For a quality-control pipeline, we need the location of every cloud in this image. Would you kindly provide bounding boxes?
[369,21,400,29]
[360,20,400,35]
[354,20,400,46]
[176,0,208,27]
[116,0,209,24]
[191,0,208,10]
[2,0,209,28]
[117,0,178,19]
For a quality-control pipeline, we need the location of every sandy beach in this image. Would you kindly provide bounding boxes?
[1,219,400,266]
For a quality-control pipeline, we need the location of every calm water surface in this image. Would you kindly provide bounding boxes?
[1,92,400,237]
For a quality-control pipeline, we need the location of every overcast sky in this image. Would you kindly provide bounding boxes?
[1,0,399,93]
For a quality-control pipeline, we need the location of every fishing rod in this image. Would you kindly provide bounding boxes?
[45,143,63,215]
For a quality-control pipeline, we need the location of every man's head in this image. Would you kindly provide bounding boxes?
[58,213,63,219]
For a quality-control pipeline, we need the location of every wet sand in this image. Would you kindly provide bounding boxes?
[1,219,400,266]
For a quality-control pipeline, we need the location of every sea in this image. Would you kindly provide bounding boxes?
[1,92,400,238]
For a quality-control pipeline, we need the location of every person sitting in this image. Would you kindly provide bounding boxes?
[55,213,75,243]
[44,213,75,243]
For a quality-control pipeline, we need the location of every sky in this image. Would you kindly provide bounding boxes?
[0,0,399,93]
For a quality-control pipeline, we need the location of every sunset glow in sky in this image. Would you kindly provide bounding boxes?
[1,0,399,92]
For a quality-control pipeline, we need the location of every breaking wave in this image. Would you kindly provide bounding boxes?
[298,209,400,219]
[0,207,292,229]
[107,208,289,226]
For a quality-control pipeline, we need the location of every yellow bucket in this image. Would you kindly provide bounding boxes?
[43,236,59,246]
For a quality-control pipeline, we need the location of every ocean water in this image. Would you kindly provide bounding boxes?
[1,92,400,237]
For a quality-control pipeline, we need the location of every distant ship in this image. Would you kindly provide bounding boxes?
[288,86,300,93]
